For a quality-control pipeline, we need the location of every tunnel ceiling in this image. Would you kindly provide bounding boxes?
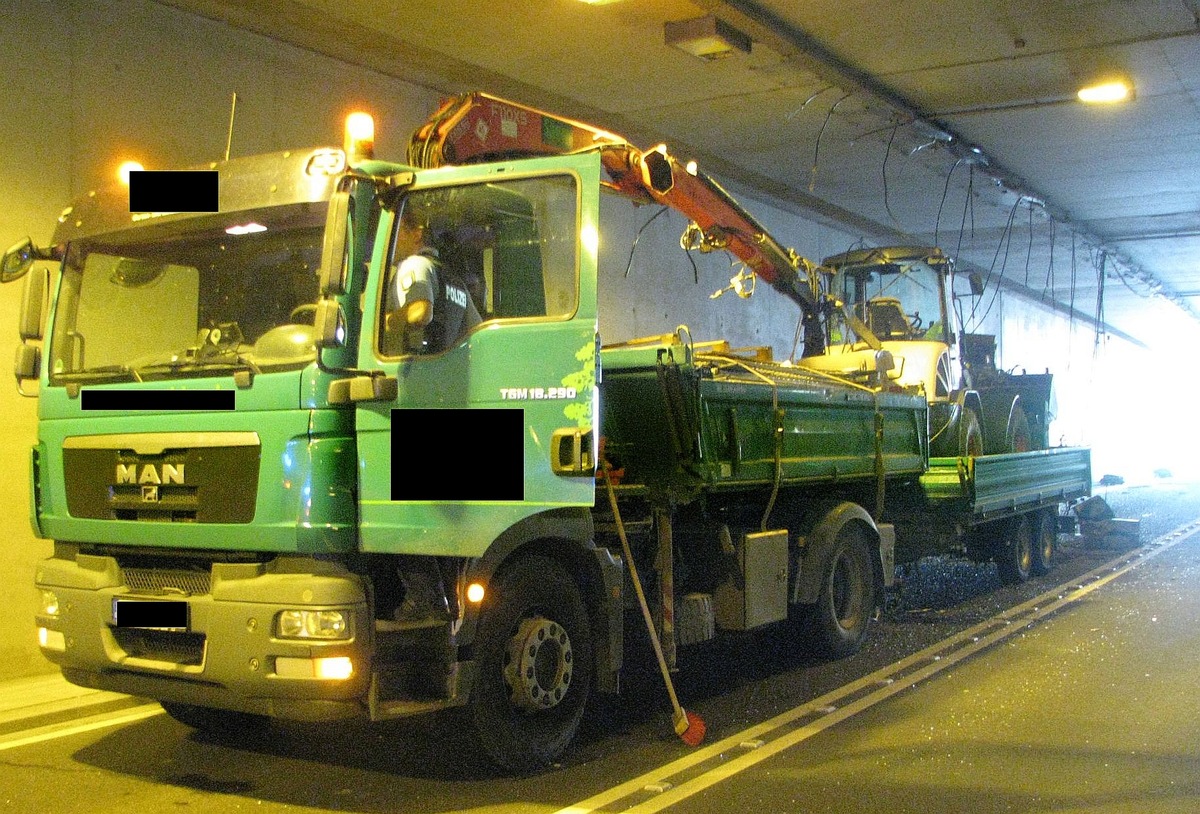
[159,0,1200,348]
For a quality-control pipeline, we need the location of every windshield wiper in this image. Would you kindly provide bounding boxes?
[132,346,262,378]
[53,364,142,383]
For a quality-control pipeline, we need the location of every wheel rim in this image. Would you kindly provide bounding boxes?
[1015,523,1034,573]
[831,549,867,630]
[1035,515,1055,570]
[503,615,574,713]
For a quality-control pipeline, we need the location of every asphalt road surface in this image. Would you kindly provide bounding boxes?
[1,479,1196,813]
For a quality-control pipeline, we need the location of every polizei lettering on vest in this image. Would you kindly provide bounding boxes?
[115,464,185,485]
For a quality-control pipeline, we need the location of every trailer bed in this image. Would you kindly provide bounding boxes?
[921,446,1092,522]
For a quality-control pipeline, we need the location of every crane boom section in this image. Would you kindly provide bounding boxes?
[407,92,823,318]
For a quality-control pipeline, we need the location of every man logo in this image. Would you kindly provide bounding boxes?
[116,464,185,485]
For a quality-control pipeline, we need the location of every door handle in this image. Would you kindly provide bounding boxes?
[550,427,594,475]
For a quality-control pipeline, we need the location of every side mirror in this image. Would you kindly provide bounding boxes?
[314,298,346,349]
[14,344,40,383]
[951,270,985,298]
[2,238,37,283]
[19,267,48,341]
[318,184,353,296]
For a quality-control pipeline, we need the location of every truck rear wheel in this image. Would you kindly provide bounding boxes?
[470,555,592,772]
[1030,510,1056,575]
[995,515,1034,585]
[807,524,875,659]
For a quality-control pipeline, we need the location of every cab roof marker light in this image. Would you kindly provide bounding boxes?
[118,161,144,186]
[344,112,375,162]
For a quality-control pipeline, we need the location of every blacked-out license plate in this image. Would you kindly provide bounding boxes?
[113,599,189,630]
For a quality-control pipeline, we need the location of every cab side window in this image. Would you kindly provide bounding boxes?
[379,174,579,357]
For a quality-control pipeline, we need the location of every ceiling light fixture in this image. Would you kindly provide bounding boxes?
[1077,76,1135,104]
[665,15,752,61]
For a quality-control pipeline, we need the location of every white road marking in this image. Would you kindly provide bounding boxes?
[0,704,163,753]
[554,517,1200,814]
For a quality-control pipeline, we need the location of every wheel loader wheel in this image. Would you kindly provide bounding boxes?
[959,406,984,458]
[1007,404,1032,453]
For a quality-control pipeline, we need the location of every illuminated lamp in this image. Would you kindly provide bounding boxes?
[1077,76,1135,104]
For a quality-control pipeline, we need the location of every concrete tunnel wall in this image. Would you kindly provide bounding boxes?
[0,0,1180,681]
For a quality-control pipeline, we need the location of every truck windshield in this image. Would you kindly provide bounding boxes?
[50,202,327,383]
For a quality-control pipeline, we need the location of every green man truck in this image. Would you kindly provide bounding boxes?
[4,93,1090,771]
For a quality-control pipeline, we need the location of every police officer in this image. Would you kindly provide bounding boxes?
[386,211,481,354]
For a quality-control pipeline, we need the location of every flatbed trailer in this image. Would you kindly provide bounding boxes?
[887,447,1092,579]
[596,335,1091,664]
[922,447,1093,521]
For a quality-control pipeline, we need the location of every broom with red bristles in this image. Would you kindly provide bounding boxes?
[603,465,706,747]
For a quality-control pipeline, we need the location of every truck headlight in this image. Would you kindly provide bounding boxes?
[40,590,59,617]
[276,609,350,640]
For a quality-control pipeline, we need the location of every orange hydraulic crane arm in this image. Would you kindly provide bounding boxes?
[408,92,829,333]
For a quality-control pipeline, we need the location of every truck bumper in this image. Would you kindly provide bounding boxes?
[35,551,372,722]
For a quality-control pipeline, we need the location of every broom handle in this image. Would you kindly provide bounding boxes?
[603,467,686,717]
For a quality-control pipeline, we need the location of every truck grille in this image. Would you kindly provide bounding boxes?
[122,568,211,596]
[62,438,260,523]
[112,628,206,666]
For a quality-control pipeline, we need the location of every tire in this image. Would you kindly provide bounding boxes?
[160,701,269,737]
[470,555,592,772]
[1030,511,1056,576]
[959,406,984,458]
[1007,404,1032,453]
[995,515,1034,585]
[806,523,876,659]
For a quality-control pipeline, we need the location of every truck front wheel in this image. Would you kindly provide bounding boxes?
[470,555,592,772]
[806,524,875,659]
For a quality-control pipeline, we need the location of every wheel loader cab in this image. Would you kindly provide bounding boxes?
[800,247,965,399]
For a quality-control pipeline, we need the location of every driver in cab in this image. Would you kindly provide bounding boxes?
[385,208,481,355]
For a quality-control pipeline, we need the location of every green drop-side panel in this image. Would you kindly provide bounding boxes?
[599,343,928,500]
[922,446,1091,520]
